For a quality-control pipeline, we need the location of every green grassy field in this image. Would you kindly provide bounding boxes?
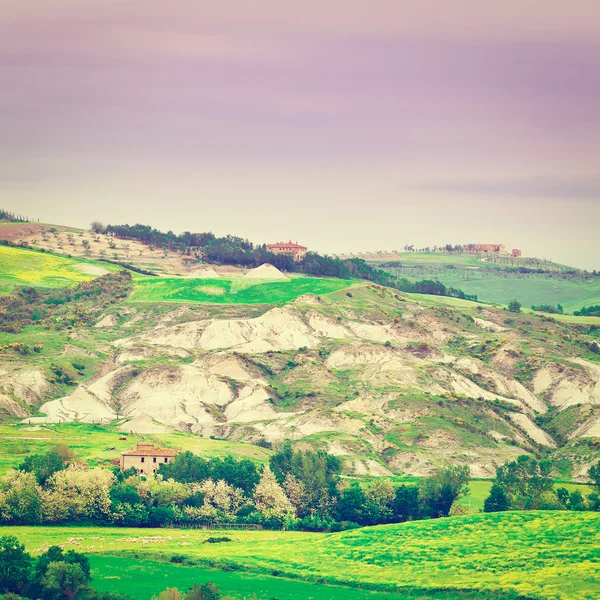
[3,511,598,599]
[89,555,477,600]
[0,245,121,293]
[128,276,352,304]
[0,423,270,475]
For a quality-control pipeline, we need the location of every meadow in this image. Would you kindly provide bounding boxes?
[128,276,352,304]
[2,511,598,599]
[0,422,270,476]
[0,245,120,293]
[88,555,476,600]
[373,252,600,313]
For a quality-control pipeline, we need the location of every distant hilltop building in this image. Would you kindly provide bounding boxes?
[266,240,308,262]
[511,249,522,258]
[120,442,179,474]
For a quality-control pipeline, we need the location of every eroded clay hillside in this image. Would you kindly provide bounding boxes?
[2,284,599,478]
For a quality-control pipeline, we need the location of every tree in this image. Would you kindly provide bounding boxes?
[0,536,32,594]
[184,582,221,600]
[363,479,395,524]
[19,446,71,486]
[336,484,367,524]
[31,546,91,599]
[419,465,471,518]
[41,562,90,600]
[492,455,553,510]
[392,485,421,522]
[90,221,105,234]
[588,463,600,490]
[282,474,310,518]
[508,299,522,313]
[253,465,295,525]
[483,483,510,512]
[270,442,341,516]
[189,479,245,523]
[0,470,43,524]
[42,465,115,522]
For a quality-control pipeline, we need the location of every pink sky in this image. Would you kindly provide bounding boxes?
[1,1,599,268]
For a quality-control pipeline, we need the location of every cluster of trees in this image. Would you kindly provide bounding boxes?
[0,444,471,531]
[574,305,600,317]
[0,271,132,333]
[484,456,600,512]
[0,536,125,600]
[398,279,478,301]
[531,304,564,314]
[0,209,29,223]
[508,299,522,313]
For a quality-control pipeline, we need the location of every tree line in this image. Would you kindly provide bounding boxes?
[483,456,600,512]
[0,443,472,531]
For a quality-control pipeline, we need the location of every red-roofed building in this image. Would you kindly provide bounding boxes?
[120,442,179,474]
[266,241,308,262]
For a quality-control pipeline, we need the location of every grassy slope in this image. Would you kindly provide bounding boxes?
[0,423,269,475]
[129,276,352,304]
[0,245,121,293]
[372,252,600,313]
[3,512,599,600]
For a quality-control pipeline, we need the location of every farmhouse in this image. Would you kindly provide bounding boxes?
[511,248,522,258]
[266,241,308,262]
[120,442,179,474]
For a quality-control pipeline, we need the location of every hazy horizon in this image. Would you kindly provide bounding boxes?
[2,1,599,269]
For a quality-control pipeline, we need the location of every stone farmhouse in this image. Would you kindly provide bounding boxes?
[120,442,179,474]
[511,248,522,258]
[266,241,308,262]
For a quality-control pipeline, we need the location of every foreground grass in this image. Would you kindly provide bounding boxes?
[89,555,488,600]
[128,276,352,304]
[0,423,269,475]
[3,512,599,599]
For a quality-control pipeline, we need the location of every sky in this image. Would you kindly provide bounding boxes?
[1,1,599,269]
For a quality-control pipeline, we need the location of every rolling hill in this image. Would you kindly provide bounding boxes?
[364,251,600,314]
[1,243,599,481]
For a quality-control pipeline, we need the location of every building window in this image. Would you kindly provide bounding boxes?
[140,469,144,474]
[141,457,145,463]
[153,457,157,463]
[164,458,168,463]
[153,469,156,473]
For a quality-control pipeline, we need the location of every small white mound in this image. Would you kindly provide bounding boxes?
[188,267,220,278]
[244,263,289,280]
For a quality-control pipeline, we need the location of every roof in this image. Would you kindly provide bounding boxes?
[121,447,179,457]
[267,241,307,250]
